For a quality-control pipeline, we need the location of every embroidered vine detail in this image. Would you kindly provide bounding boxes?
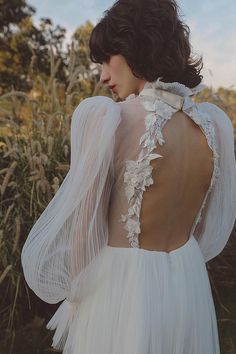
[183,104,220,187]
[185,106,220,230]
[119,97,176,248]
[119,153,161,247]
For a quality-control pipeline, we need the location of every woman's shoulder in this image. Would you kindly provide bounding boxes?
[71,95,121,123]
[76,95,119,108]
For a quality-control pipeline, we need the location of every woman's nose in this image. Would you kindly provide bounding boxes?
[99,67,110,84]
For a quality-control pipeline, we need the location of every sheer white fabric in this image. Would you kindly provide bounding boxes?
[21,78,236,352]
[21,96,122,304]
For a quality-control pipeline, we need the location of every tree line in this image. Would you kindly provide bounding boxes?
[0,0,94,94]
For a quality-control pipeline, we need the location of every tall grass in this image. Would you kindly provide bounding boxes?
[0,43,106,349]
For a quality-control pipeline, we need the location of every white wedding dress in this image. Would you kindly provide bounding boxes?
[21,78,236,354]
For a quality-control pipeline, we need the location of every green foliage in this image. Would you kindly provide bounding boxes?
[0,0,35,33]
[0,1,67,93]
[0,2,112,97]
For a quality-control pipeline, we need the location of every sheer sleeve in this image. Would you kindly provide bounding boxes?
[193,103,236,263]
[21,96,121,303]
[21,96,121,349]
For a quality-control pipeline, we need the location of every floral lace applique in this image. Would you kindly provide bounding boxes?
[119,97,176,248]
[119,152,161,247]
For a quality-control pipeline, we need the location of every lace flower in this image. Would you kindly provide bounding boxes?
[123,154,161,203]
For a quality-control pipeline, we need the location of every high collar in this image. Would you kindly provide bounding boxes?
[140,77,206,97]
[125,77,206,110]
[126,77,206,100]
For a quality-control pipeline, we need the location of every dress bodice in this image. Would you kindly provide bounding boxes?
[108,78,220,250]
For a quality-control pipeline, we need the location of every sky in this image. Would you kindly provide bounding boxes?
[28,0,236,89]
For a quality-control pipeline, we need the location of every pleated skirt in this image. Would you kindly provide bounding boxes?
[56,234,221,354]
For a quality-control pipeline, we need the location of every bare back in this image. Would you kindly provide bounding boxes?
[108,95,215,252]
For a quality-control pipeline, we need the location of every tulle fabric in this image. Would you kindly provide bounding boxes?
[21,96,122,304]
[56,233,220,354]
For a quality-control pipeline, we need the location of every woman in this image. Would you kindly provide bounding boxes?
[21,0,236,353]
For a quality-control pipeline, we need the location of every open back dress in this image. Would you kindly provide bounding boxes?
[21,78,236,354]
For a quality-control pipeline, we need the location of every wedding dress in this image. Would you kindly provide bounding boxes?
[21,78,236,354]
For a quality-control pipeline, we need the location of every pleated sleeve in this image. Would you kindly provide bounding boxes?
[193,103,236,263]
[21,95,121,305]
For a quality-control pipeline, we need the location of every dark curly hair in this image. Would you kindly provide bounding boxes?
[89,0,203,88]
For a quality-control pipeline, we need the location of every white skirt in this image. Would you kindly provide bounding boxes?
[49,234,220,354]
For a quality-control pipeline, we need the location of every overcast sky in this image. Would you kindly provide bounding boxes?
[28,0,236,89]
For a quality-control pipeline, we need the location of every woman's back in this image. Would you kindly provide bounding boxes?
[108,87,217,252]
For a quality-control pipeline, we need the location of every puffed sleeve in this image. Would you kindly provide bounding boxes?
[193,103,236,263]
[21,96,121,349]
